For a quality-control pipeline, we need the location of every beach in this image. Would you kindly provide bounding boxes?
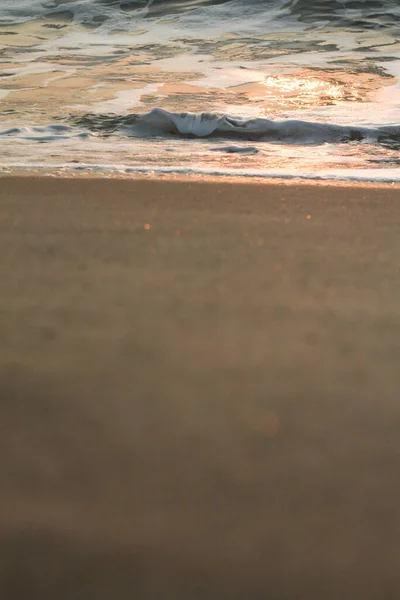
[1,175,400,598]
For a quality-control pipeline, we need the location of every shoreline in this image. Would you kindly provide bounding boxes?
[1,171,400,189]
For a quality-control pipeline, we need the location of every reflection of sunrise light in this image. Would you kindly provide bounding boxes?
[262,74,348,108]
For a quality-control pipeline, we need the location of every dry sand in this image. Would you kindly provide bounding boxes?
[1,175,400,599]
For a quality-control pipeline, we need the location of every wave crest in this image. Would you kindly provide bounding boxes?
[71,108,400,147]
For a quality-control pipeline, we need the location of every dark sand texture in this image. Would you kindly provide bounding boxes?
[1,175,400,599]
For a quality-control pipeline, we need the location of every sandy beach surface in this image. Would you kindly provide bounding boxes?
[1,175,400,599]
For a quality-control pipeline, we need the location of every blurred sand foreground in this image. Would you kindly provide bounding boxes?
[1,175,400,599]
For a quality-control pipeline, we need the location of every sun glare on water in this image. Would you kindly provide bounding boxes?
[261,74,347,109]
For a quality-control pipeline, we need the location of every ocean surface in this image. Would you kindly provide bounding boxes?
[1,0,400,181]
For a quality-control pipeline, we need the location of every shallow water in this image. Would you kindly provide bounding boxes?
[1,0,400,181]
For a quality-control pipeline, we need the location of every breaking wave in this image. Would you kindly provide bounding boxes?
[71,108,400,147]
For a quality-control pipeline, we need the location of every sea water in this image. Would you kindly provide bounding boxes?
[1,0,400,181]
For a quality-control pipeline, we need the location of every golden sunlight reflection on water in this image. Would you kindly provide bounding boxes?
[262,74,346,107]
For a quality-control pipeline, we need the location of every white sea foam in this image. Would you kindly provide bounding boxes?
[0,125,90,142]
[1,161,400,184]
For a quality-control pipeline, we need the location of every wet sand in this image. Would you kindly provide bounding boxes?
[1,175,400,599]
